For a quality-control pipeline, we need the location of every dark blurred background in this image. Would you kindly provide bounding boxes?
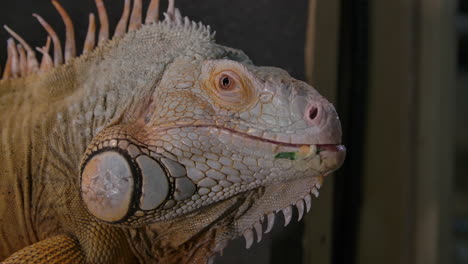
[0,0,464,264]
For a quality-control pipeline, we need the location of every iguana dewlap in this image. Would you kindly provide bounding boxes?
[0,0,346,263]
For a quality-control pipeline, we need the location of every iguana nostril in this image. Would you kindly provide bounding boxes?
[308,106,319,121]
[304,103,325,125]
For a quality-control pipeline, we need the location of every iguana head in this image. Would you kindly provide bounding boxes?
[81,56,345,262]
[1,0,345,261]
[79,26,345,260]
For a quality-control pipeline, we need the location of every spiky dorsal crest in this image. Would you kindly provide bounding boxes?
[0,0,215,83]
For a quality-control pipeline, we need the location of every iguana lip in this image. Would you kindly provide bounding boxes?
[158,124,342,148]
[221,126,343,149]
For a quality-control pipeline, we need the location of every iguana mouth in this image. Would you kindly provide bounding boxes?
[219,126,342,148]
[156,124,343,148]
[167,124,346,165]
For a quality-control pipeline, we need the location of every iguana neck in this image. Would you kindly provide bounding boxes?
[124,189,265,264]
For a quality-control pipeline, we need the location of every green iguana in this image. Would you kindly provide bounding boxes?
[0,0,345,263]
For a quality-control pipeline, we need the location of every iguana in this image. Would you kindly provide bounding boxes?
[0,0,345,263]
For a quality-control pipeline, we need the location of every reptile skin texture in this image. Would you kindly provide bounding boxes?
[0,0,345,263]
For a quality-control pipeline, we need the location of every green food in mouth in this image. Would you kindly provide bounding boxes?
[275,145,319,160]
[275,152,298,160]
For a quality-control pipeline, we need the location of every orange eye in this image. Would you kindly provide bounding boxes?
[203,68,256,111]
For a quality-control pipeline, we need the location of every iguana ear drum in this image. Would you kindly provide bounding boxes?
[81,150,136,223]
[80,145,171,223]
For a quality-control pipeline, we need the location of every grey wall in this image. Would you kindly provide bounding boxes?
[0,0,308,80]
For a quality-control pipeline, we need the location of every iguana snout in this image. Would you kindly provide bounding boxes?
[246,64,342,146]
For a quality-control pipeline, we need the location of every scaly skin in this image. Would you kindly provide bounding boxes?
[0,1,345,263]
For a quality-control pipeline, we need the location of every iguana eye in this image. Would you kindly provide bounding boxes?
[220,75,233,90]
[202,62,257,111]
[216,72,240,93]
